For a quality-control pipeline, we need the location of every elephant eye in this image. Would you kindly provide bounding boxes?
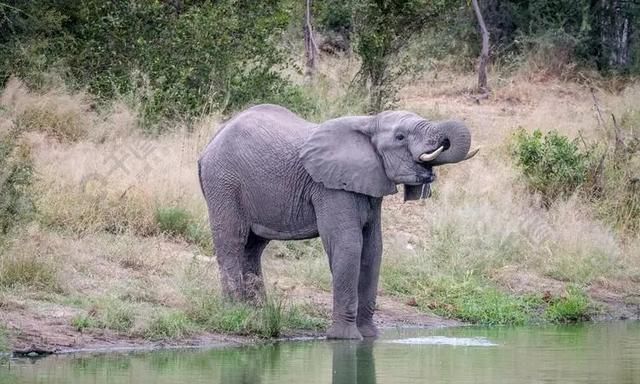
[395,133,405,141]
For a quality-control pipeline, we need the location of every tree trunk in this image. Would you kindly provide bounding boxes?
[598,0,633,70]
[472,0,490,93]
[303,0,318,80]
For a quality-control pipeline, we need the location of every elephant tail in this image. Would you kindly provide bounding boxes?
[197,158,205,198]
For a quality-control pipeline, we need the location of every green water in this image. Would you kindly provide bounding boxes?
[2,322,639,384]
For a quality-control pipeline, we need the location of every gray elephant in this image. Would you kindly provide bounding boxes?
[198,104,477,340]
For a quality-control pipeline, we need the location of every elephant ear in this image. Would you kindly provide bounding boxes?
[300,116,397,197]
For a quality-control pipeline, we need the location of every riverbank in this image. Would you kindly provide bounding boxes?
[1,64,639,355]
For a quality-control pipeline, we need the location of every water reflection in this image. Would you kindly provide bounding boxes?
[2,323,639,384]
[332,340,376,384]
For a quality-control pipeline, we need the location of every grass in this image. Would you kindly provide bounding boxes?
[0,246,61,292]
[155,206,212,252]
[417,278,540,325]
[186,293,327,338]
[144,310,196,340]
[544,286,591,323]
[0,324,8,354]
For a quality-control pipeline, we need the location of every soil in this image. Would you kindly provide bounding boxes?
[1,290,460,356]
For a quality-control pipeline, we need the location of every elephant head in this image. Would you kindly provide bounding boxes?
[300,111,478,200]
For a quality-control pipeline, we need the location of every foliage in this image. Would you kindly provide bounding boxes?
[512,129,591,204]
[544,286,591,323]
[0,1,312,126]
[352,0,462,112]
[0,131,33,235]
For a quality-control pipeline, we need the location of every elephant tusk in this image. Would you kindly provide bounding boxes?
[464,147,480,160]
[419,146,444,162]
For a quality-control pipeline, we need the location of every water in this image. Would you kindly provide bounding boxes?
[2,322,639,384]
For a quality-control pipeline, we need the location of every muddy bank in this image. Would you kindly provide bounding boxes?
[1,292,460,356]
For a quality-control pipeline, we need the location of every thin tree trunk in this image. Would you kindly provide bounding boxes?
[472,0,490,93]
[303,0,318,80]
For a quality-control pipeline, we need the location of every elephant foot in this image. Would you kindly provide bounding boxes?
[327,322,363,340]
[357,321,378,338]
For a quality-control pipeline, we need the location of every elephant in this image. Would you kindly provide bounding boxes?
[198,104,477,340]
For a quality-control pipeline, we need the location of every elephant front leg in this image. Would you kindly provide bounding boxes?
[315,191,367,340]
[357,207,382,338]
[324,236,363,340]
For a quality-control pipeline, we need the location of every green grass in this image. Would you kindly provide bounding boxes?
[155,206,212,252]
[71,313,97,332]
[186,294,327,338]
[73,298,137,334]
[415,277,541,326]
[544,286,591,323]
[144,310,196,340]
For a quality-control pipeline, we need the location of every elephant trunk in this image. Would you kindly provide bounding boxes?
[426,120,473,166]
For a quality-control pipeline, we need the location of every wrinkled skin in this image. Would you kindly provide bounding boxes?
[198,104,475,340]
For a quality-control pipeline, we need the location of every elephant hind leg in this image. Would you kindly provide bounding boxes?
[242,231,270,303]
[207,194,250,301]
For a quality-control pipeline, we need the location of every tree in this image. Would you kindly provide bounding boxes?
[353,0,458,112]
[303,0,319,80]
[472,0,490,92]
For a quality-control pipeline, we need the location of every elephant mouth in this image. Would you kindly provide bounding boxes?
[397,173,436,185]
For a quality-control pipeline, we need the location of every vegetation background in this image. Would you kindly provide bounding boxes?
[0,0,639,350]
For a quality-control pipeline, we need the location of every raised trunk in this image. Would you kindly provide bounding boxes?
[429,120,472,166]
[303,0,318,80]
[472,0,490,92]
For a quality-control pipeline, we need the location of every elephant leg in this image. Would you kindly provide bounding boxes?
[242,231,269,303]
[357,199,382,338]
[315,191,365,340]
[207,198,249,301]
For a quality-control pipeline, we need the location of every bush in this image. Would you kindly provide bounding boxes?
[0,132,33,235]
[512,129,591,204]
[1,1,307,126]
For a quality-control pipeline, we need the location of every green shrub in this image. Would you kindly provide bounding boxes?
[1,1,306,126]
[512,129,591,204]
[0,133,33,235]
[544,286,591,323]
